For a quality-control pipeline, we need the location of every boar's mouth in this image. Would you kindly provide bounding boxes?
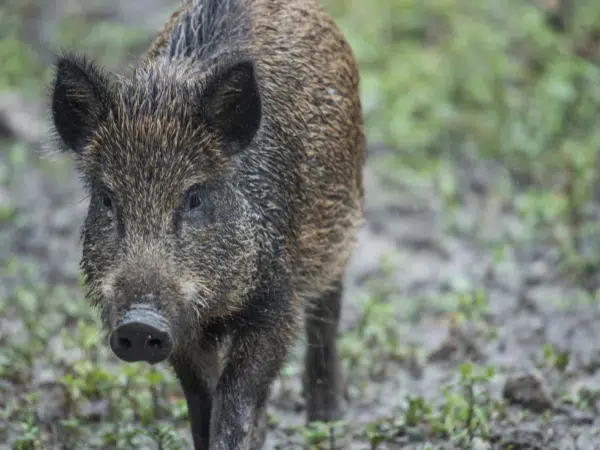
[108,308,173,364]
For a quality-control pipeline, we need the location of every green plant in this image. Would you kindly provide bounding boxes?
[438,362,497,444]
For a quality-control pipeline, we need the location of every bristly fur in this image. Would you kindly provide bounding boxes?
[167,0,248,59]
[48,0,365,448]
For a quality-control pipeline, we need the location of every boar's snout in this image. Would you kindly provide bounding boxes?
[109,309,173,364]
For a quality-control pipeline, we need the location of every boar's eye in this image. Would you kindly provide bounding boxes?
[184,185,204,212]
[187,192,201,210]
[181,184,214,226]
[99,191,113,212]
[102,194,112,209]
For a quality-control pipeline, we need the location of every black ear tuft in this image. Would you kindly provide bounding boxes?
[50,51,113,153]
[200,60,262,153]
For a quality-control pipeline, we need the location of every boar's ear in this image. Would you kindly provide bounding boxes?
[200,60,261,153]
[50,52,113,154]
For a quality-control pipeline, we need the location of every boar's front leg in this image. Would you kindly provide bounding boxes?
[304,279,344,423]
[171,346,219,450]
[209,285,297,450]
[209,329,290,450]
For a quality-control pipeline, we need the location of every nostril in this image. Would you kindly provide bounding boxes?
[109,309,173,363]
[147,337,162,349]
[118,337,132,349]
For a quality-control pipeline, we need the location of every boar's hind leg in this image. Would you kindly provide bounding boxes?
[172,357,214,450]
[304,278,344,423]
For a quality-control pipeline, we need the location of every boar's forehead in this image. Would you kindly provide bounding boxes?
[88,113,228,196]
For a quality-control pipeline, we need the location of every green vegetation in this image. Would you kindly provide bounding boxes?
[330,0,600,278]
[2,0,600,448]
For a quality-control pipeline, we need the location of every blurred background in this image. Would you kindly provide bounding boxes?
[2,0,600,448]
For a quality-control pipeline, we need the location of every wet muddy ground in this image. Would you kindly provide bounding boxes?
[1,1,600,449]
